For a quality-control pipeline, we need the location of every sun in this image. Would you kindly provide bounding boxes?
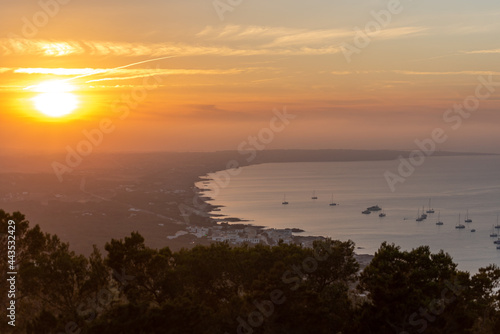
[31,80,79,118]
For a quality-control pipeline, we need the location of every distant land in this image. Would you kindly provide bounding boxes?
[0,148,493,174]
[0,149,494,255]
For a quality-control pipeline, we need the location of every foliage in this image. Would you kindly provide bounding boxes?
[1,210,499,333]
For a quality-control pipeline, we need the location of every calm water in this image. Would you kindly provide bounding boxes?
[198,155,500,273]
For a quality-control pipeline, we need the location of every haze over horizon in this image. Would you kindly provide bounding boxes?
[2,0,500,155]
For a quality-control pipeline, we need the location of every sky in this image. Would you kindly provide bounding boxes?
[1,0,500,155]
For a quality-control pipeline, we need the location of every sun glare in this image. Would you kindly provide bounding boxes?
[31,80,79,118]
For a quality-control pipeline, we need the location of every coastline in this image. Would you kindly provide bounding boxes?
[188,148,494,226]
[0,149,494,258]
[186,151,497,266]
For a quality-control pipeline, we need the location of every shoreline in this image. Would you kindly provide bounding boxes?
[186,152,498,266]
[1,149,494,258]
[190,150,495,228]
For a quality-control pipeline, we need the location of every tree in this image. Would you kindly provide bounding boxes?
[468,264,500,333]
[356,242,472,334]
[0,210,112,333]
[105,232,173,305]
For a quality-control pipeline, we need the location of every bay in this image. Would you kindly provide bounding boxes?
[199,155,500,273]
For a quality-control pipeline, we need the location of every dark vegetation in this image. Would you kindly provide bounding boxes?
[1,210,499,334]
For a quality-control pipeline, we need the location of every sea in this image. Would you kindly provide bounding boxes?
[198,155,500,273]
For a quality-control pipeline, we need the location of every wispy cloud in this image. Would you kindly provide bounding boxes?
[0,24,429,59]
[331,70,500,76]
[375,26,429,40]
[0,37,343,58]
[84,68,246,83]
[330,70,385,75]
[392,70,500,76]
[197,25,429,48]
[462,48,500,54]
[13,67,245,78]
[1,66,255,88]
[197,25,311,41]
[0,39,85,56]
[14,68,99,75]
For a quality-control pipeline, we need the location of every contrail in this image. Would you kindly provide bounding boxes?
[85,73,162,84]
[24,55,175,90]
[64,55,176,83]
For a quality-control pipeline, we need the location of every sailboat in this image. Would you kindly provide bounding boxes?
[464,210,472,223]
[416,209,424,222]
[495,214,500,229]
[490,215,499,237]
[282,194,289,205]
[379,210,386,218]
[311,191,318,200]
[329,194,337,206]
[455,214,465,229]
[435,212,444,225]
[426,198,435,214]
[420,206,428,220]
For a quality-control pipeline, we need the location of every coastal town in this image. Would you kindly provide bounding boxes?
[167,223,320,247]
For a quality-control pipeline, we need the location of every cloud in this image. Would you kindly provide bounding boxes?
[264,29,353,48]
[0,37,343,58]
[331,70,500,76]
[463,49,500,54]
[392,70,500,76]
[84,68,246,83]
[2,66,255,88]
[197,25,429,48]
[196,25,308,41]
[331,70,385,75]
[0,39,85,56]
[375,26,429,40]
[14,68,98,75]
[0,24,429,59]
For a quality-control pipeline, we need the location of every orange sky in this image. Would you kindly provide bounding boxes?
[1,0,500,155]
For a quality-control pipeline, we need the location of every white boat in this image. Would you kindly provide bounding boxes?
[465,210,472,223]
[436,212,444,225]
[426,198,435,214]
